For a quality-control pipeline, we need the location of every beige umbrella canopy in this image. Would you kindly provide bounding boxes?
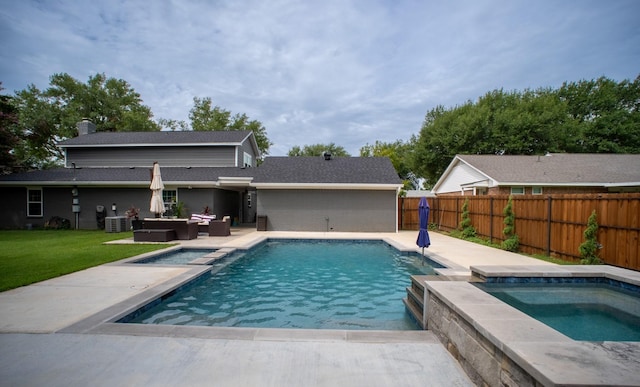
[150,162,165,216]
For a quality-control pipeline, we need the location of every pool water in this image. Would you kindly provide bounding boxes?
[122,240,440,330]
[475,282,640,342]
[132,249,216,265]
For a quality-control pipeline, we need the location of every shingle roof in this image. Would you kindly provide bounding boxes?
[0,167,254,185]
[457,153,640,185]
[58,130,253,147]
[252,156,402,185]
[0,157,402,187]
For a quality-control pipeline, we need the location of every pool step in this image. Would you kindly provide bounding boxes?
[403,275,441,330]
[188,248,237,265]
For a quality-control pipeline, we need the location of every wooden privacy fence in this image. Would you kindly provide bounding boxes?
[398,193,640,271]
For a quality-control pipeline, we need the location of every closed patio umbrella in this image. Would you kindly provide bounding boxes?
[150,162,165,217]
[416,197,431,264]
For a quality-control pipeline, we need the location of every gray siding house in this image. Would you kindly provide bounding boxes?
[0,122,402,232]
[0,121,260,229]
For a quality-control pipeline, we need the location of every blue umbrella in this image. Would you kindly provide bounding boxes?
[416,197,431,263]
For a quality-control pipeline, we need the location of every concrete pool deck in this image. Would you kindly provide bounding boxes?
[0,229,638,386]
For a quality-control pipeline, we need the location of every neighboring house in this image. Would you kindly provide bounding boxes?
[432,153,640,196]
[0,120,402,232]
[253,156,403,232]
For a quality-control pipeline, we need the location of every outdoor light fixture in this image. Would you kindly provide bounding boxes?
[111,203,117,215]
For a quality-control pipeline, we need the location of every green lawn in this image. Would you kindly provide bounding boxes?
[0,230,173,292]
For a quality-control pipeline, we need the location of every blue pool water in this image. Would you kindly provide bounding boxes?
[132,249,216,265]
[121,239,441,330]
[475,281,640,342]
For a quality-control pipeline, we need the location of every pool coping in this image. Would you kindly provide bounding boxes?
[60,236,449,342]
[424,265,640,386]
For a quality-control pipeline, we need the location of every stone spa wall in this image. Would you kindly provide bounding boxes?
[426,292,542,387]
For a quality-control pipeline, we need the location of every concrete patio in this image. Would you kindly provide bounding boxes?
[0,230,638,386]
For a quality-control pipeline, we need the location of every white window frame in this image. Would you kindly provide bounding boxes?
[27,187,43,217]
[243,152,252,168]
[162,189,177,211]
[532,187,543,195]
[510,186,525,195]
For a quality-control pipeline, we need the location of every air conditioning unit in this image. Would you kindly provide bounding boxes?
[105,216,128,232]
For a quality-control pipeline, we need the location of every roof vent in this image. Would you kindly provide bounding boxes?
[323,152,331,160]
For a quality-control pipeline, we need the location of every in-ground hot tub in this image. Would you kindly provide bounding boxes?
[473,277,640,342]
[424,265,640,387]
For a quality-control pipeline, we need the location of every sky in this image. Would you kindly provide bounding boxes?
[1,1,639,156]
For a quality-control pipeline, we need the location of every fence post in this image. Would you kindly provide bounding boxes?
[546,196,552,256]
[489,196,494,243]
[399,197,403,230]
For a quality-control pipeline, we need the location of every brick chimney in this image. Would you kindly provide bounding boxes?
[77,118,96,136]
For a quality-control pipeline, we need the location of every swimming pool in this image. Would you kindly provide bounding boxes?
[131,248,217,265]
[474,279,640,341]
[120,239,443,330]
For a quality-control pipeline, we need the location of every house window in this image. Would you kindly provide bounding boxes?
[243,152,252,168]
[532,187,543,195]
[27,188,43,217]
[162,189,177,210]
[510,187,525,195]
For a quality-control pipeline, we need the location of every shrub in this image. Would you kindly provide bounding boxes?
[460,198,476,238]
[579,210,603,264]
[501,196,520,252]
[44,216,70,229]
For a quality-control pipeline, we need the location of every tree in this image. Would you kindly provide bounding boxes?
[558,76,640,153]
[0,83,20,173]
[288,143,350,157]
[156,118,188,131]
[412,88,567,186]
[360,138,419,190]
[187,97,271,157]
[579,210,603,264]
[460,198,476,238]
[501,196,519,252]
[411,75,640,187]
[12,73,159,169]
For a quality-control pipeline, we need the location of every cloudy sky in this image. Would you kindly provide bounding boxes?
[1,1,639,156]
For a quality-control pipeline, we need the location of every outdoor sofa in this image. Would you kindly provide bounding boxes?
[191,214,231,236]
[140,218,199,240]
[207,216,231,236]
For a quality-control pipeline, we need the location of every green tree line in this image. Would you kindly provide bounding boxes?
[2,73,638,188]
[0,74,271,171]
[412,76,640,186]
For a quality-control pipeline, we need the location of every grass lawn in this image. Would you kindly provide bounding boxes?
[0,230,173,292]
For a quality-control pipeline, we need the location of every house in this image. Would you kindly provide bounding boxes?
[0,120,402,232]
[432,153,640,196]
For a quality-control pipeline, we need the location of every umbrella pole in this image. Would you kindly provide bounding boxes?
[421,247,424,265]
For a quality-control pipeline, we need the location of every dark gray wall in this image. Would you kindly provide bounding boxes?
[242,190,257,223]
[75,188,150,229]
[238,140,257,167]
[212,189,240,222]
[0,186,242,230]
[0,187,29,229]
[66,146,236,167]
[256,189,398,232]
